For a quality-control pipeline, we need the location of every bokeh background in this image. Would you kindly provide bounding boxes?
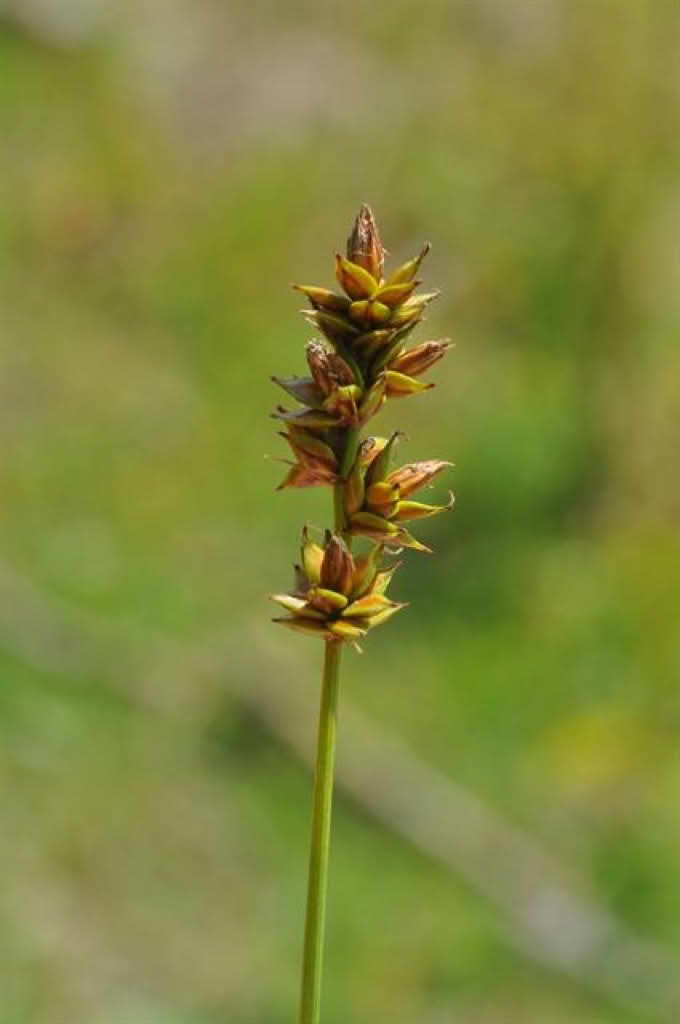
[1,2,680,1022]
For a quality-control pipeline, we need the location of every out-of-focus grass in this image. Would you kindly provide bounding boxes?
[1,3,679,1022]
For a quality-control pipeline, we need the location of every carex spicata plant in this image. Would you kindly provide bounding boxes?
[270,206,453,1024]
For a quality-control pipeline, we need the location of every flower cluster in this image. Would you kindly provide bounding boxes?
[271,529,404,643]
[271,205,452,647]
[343,431,453,553]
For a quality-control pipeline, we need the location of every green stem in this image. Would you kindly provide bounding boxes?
[298,423,360,1024]
[333,425,361,535]
[297,638,341,1024]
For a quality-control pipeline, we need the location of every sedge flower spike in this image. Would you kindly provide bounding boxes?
[271,206,453,1024]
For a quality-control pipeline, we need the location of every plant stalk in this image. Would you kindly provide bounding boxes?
[297,637,341,1024]
[298,425,359,1024]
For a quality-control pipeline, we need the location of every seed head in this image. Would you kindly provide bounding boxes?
[271,529,406,647]
[271,207,453,645]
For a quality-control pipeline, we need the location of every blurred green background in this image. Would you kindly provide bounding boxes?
[1,2,680,1022]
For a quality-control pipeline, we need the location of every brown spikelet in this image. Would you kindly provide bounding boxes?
[272,207,452,644]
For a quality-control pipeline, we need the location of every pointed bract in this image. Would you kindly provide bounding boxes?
[365,481,400,510]
[394,529,432,553]
[350,544,384,598]
[320,533,355,596]
[276,462,337,490]
[273,617,331,638]
[384,371,435,398]
[347,204,385,281]
[393,498,450,521]
[274,407,341,430]
[359,436,389,467]
[328,619,367,641]
[269,594,326,619]
[384,243,430,286]
[389,291,440,327]
[307,586,350,615]
[284,426,338,470]
[366,430,403,486]
[371,563,401,595]
[385,459,453,498]
[344,453,365,519]
[348,510,399,540]
[335,253,377,301]
[342,593,395,618]
[358,373,386,423]
[304,309,360,345]
[301,527,324,583]
[374,280,420,308]
[388,340,453,378]
[272,375,325,408]
[294,284,351,314]
[363,602,407,628]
